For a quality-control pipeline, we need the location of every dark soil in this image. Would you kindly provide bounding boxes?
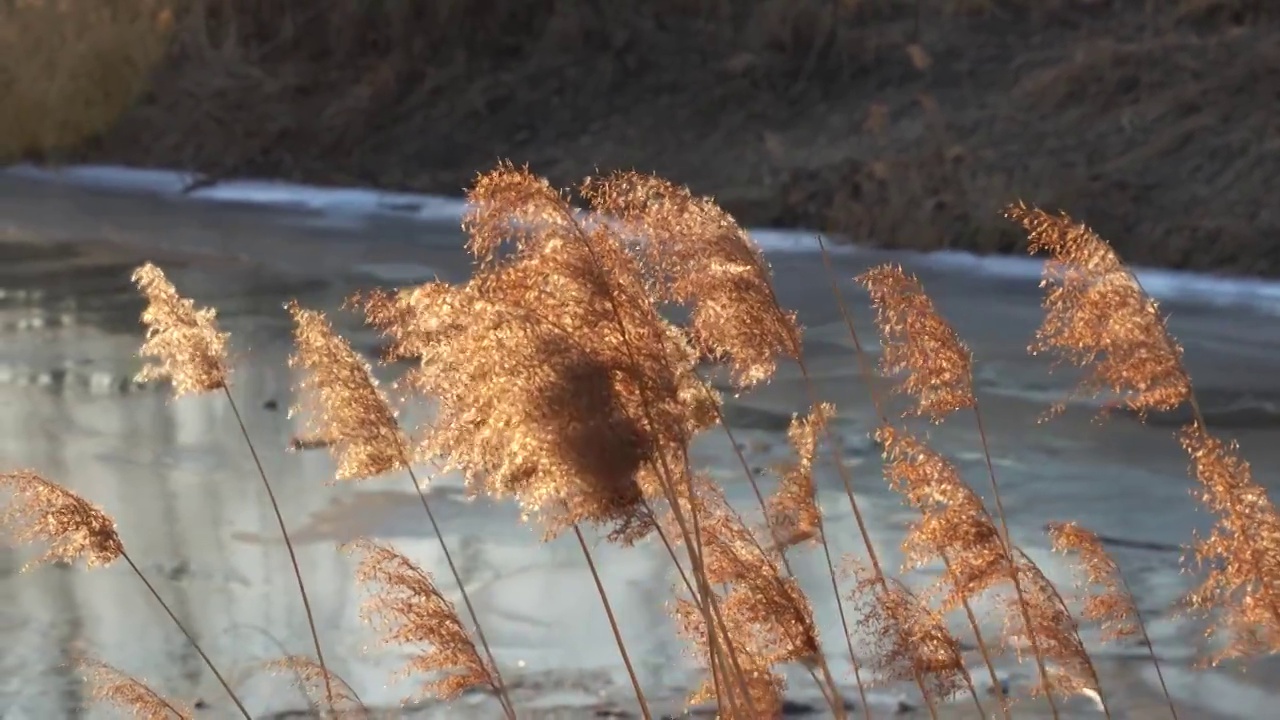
[64,0,1280,276]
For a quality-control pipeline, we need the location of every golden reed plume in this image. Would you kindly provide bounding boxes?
[765,404,832,549]
[346,539,499,702]
[858,265,976,421]
[75,655,192,720]
[1047,522,1139,642]
[845,562,970,703]
[1180,425,1280,663]
[0,470,123,569]
[1004,553,1104,703]
[287,301,409,480]
[877,428,1010,610]
[132,263,230,396]
[582,171,802,387]
[364,165,719,543]
[1009,205,1280,668]
[262,656,368,718]
[1004,204,1192,417]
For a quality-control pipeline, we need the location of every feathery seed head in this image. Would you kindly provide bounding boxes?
[287,301,409,481]
[673,594,787,719]
[1003,553,1100,701]
[1047,521,1139,642]
[877,427,1008,609]
[584,171,802,387]
[765,403,833,549]
[1180,423,1280,663]
[346,539,497,702]
[1005,204,1192,418]
[132,263,230,396]
[0,471,123,569]
[846,561,969,701]
[262,656,368,718]
[858,265,975,421]
[75,655,192,720]
[364,167,714,541]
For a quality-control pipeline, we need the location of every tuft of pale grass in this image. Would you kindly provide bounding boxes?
[858,265,976,421]
[261,656,368,718]
[846,561,970,703]
[1005,203,1192,418]
[346,539,500,703]
[877,427,1010,610]
[765,403,833,549]
[1004,553,1106,704]
[1047,522,1139,642]
[0,0,174,161]
[365,165,715,541]
[132,263,230,396]
[75,655,191,720]
[1180,424,1280,663]
[583,171,802,388]
[287,301,409,480]
[0,470,124,570]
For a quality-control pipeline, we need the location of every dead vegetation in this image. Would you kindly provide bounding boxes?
[4,0,1278,274]
[4,164,1280,717]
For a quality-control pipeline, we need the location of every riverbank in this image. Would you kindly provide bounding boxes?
[11,0,1279,277]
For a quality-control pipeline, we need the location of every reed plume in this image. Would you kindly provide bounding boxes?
[1008,205,1280,669]
[1004,552,1107,710]
[133,264,329,714]
[1004,204,1192,418]
[0,470,123,569]
[365,167,713,540]
[132,263,230,396]
[858,265,975,421]
[75,655,191,720]
[582,171,801,388]
[1049,521,1180,717]
[289,300,515,718]
[1046,522,1139,642]
[262,656,369,719]
[1,471,249,717]
[1180,425,1280,663]
[877,428,1011,610]
[346,539,499,702]
[287,301,408,480]
[765,404,832,549]
[861,264,1064,716]
[673,595,785,719]
[582,171,858,715]
[845,562,972,706]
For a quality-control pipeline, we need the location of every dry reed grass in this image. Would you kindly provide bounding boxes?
[4,163,1280,719]
[0,0,175,162]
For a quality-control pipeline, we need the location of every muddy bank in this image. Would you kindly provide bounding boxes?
[27,1,1275,277]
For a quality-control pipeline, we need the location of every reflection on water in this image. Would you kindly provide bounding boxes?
[2,181,1280,718]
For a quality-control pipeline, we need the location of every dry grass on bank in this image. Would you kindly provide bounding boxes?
[0,0,175,162]
[3,163,1280,718]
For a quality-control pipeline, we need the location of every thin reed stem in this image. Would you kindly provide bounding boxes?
[220,386,334,713]
[404,465,516,719]
[121,552,250,719]
[972,405,1062,719]
[816,237,1012,720]
[572,525,653,720]
[1116,571,1178,719]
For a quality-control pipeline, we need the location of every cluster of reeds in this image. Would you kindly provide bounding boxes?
[3,164,1279,718]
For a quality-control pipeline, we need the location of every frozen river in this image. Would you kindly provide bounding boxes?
[2,169,1280,718]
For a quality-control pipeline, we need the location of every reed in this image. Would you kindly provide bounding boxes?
[6,164,1280,719]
